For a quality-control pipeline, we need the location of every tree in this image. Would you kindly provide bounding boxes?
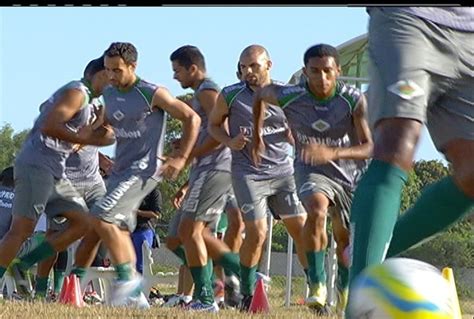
[398,160,473,270]
[156,94,193,237]
[0,123,29,171]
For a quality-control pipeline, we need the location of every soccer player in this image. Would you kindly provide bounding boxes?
[252,44,373,313]
[209,44,308,311]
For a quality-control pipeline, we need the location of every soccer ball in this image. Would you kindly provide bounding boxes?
[347,258,454,319]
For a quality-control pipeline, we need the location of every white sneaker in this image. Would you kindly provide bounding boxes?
[111,276,143,307]
[162,294,182,307]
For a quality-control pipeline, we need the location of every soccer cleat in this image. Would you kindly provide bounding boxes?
[239,294,253,312]
[214,279,225,303]
[335,287,348,315]
[185,300,219,312]
[110,276,146,308]
[224,274,242,308]
[305,282,327,310]
[84,290,103,305]
[161,294,182,307]
[8,259,33,297]
[127,291,150,309]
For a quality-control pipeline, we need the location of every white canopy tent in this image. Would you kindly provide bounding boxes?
[288,33,369,89]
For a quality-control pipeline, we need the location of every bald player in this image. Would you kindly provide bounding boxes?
[208,45,308,312]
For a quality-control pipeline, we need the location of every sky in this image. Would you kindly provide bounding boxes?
[0,6,446,162]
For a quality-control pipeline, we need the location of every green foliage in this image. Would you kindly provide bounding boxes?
[269,159,473,272]
[400,219,473,268]
[271,222,289,252]
[0,123,29,171]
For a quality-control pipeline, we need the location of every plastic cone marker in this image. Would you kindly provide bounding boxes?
[441,267,462,319]
[249,278,270,313]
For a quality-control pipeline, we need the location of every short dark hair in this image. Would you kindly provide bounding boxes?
[83,55,105,80]
[303,44,340,66]
[0,166,14,187]
[104,42,138,64]
[170,45,206,71]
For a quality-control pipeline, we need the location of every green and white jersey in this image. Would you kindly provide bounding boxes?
[277,81,368,191]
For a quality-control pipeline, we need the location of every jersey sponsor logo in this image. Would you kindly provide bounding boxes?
[0,190,14,201]
[116,97,126,102]
[281,86,305,96]
[240,125,287,138]
[311,119,330,132]
[114,127,142,139]
[295,131,349,147]
[113,110,125,121]
[387,80,424,100]
[0,199,12,209]
[96,175,139,212]
[314,105,328,111]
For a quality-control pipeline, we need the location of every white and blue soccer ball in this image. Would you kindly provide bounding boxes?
[347,258,454,319]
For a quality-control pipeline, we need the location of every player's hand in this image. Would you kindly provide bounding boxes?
[226,132,250,151]
[251,135,265,166]
[99,153,114,175]
[173,186,188,209]
[91,104,106,130]
[299,143,336,165]
[76,124,94,143]
[71,143,84,153]
[159,156,187,181]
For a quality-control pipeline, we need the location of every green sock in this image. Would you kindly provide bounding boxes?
[0,266,7,279]
[189,263,214,305]
[240,263,258,296]
[172,246,187,266]
[53,270,66,294]
[306,251,326,285]
[387,176,473,257]
[337,262,349,290]
[349,160,407,285]
[35,276,49,297]
[71,267,87,279]
[216,252,240,278]
[115,262,133,281]
[18,240,57,271]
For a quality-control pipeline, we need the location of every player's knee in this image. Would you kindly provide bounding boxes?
[245,224,267,247]
[307,207,327,225]
[228,217,245,234]
[372,119,422,169]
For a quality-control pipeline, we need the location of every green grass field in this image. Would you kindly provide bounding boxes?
[1,274,472,318]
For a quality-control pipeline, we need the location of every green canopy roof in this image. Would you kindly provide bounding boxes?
[288,34,369,88]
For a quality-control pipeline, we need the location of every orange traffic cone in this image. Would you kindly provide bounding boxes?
[68,274,85,307]
[249,278,270,313]
[58,275,70,303]
[60,274,84,307]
